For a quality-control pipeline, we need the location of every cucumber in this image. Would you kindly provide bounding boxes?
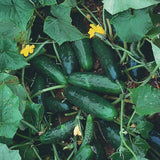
[73,145,94,160]
[58,42,78,75]
[64,86,118,121]
[43,96,71,113]
[40,118,75,144]
[71,38,93,71]
[80,115,94,148]
[68,72,124,95]
[31,55,67,85]
[98,120,129,149]
[92,38,121,80]
[31,75,45,104]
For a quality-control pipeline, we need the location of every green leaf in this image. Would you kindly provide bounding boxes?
[0,84,22,138]
[131,115,154,139]
[129,84,160,116]
[38,0,57,6]
[62,0,77,7]
[0,0,34,31]
[111,8,153,42]
[110,149,133,160]
[151,41,160,69]
[44,4,85,45]
[0,39,28,72]
[132,136,150,157]
[0,143,21,160]
[103,0,160,15]
[24,102,44,133]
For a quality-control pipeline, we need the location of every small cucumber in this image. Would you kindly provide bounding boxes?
[71,38,93,71]
[73,145,94,160]
[68,72,124,95]
[58,42,78,75]
[80,115,94,148]
[43,96,71,113]
[40,118,75,144]
[92,38,121,80]
[31,75,45,104]
[64,86,118,121]
[31,56,67,85]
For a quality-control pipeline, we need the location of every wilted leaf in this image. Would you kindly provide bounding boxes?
[129,84,160,116]
[111,8,153,42]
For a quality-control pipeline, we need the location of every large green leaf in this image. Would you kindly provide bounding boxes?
[0,84,22,138]
[0,143,21,160]
[111,8,153,42]
[44,4,85,45]
[0,0,34,31]
[62,0,77,7]
[103,0,160,15]
[38,0,56,6]
[129,84,160,116]
[0,39,28,72]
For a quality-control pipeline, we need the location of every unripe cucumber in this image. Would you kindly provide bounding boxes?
[64,86,118,121]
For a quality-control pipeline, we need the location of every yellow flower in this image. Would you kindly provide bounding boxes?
[88,24,105,38]
[73,125,82,136]
[20,44,35,57]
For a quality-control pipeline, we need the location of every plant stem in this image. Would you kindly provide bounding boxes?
[21,68,32,102]
[52,42,62,63]
[102,6,107,34]
[26,40,51,61]
[120,97,138,160]
[16,133,33,141]
[52,144,61,160]
[106,19,113,39]
[120,41,128,64]
[32,145,42,160]
[76,6,96,25]
[9,142,32,150]
[21,120,39,133]
[67,150,74,160]
[127,110,136,130]
[124,64,145,72]
[81,4,101,26]
[76,110,84,139]
[31,85,66,98]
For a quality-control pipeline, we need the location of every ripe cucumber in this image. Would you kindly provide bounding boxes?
[64,86,118,121]
[71,38,93,71]
[80,115,94,148]
[31,56,67,85]
[31,75,45,104]
[40,118,75,144]
[43,96,71,113]
[58,42,78,75]
[92,38,121,80]
[73,145,94,160]
[68,72,124,95]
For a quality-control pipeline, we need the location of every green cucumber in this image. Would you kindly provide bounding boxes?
[31,75,45,104]
[64,86,118,121]
[31,55,67,85]
[71,38,93,71]
[58,42,78,75]
[68,72,125,95]
[98,120,129,149]
[92,38,121,80]
[43,97,71,113]
[80,115,94,148]
[40,118,75,144]
[73,145,94,160]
